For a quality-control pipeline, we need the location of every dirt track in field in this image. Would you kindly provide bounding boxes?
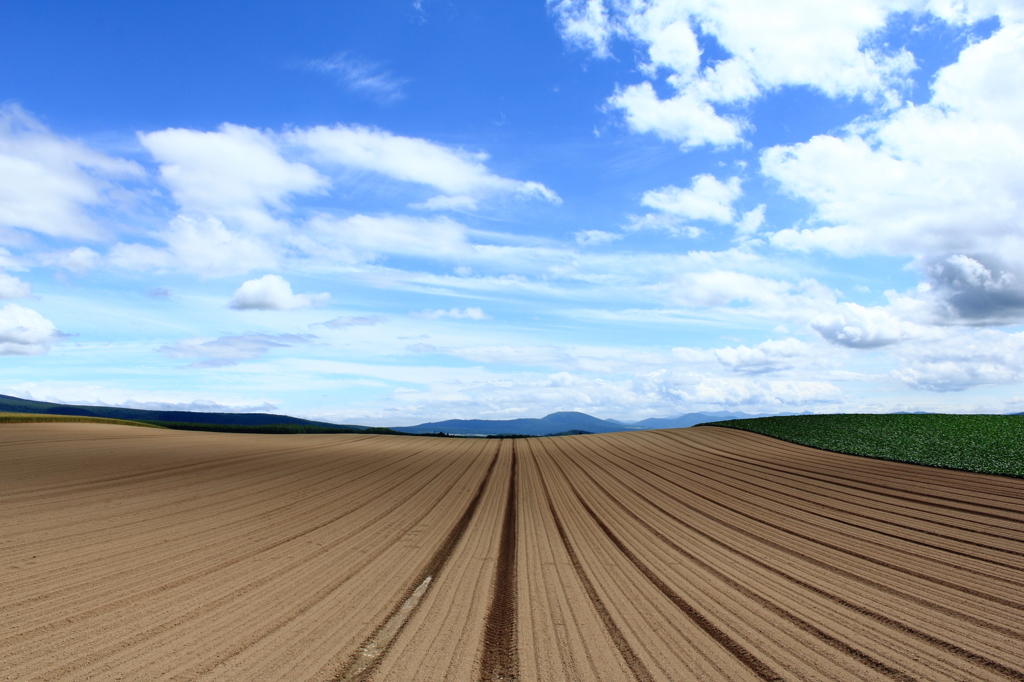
[2,423,1023,681]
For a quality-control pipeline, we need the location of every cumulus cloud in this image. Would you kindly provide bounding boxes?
[549,0,612,56]
[764,23,1024,321]
[306,52,406,102]
[412,307,488,320]
[229,274,330,310]
[158,332,315,367]
[0,303,62,355]
[139,123,329,232]
[608,82,745,148]
[0,104,143,240]
[627,174,758,237]
[287,124,560,208]
[713,338,814,374]
[925,254,1024,324]
[0,272,32,299]
[811,302,907,348]
[554,0,931,148]
[641,174,742,223]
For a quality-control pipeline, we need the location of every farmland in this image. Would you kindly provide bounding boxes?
[2,423,1023,681]
[707,414,1024,477]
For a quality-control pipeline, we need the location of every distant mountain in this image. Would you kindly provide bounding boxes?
[629,411,761,429]
[393,410,776,436]
[0,393,365,430]
[393,411,627,436]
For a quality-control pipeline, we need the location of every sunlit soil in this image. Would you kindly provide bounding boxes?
[2,423,1022,681]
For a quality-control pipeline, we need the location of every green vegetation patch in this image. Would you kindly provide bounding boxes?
[702,413,1024,478]
[138,421,409,435]
[0,412,164,428]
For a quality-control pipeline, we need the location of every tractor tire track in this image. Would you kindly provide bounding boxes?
[478,441,519,681]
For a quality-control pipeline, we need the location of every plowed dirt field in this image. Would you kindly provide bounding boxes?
[2,423,1023,681]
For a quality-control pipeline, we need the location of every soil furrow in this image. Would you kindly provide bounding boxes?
[333,440,502,682]
[5,423,1022,681]
[478,441,519,682]
[535,447,656,682]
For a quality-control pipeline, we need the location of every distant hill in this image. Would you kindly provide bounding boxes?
[393,410,765,436]
[628,411,761,429]
[1,393,794,437]
[393,411,626,436]
[0,393,366,430]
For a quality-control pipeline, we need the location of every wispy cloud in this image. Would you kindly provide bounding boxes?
[411,307,489,320]
[317,315,387,329]
[158,332,315,368]
[306,52,407,103]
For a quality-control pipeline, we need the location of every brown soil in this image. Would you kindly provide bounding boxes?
[2,423,1022,681]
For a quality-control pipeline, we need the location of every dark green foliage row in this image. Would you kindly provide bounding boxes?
[0,393,364,430]
[0,413,164,428]
[702,414,1024,478]
[139,421,412,436]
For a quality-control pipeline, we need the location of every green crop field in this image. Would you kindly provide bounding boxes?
[703,413,1024,478]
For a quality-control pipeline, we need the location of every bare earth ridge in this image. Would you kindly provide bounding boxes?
[2,423,1023,681]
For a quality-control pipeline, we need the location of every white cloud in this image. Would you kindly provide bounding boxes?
[0,272,32,299]
[229,274,330,310]
[359,365,843,424]
[764,23,1024,321]
[0,303,62,355]
[669,269,806,309]
[713,338,814,374]
[925,254,1024,323]
[892,329,1024,392]
[811,302,907,348]
[318,315,386,329]
[140,123,328,232]
[119,398,280,412]
[549,0,613,57]
[56,246,101,275]
[641,174,742,223]
[624,212,703,237]
[158,332,315,367]
[553,1,990,148]
[735,204,766,236]
[608,82,745,148]
[109,215,278,278]
[575,229,623,245]
[412,307,488,320]
[306,52,406,103]
[642,371,843,407]
[0,248,21,270]
[411,195,479,211]
[287,124,560,207]
[308,213,473,262]
[0,104,142,239]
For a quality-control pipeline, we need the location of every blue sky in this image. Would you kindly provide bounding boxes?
[2,0,1023,424]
